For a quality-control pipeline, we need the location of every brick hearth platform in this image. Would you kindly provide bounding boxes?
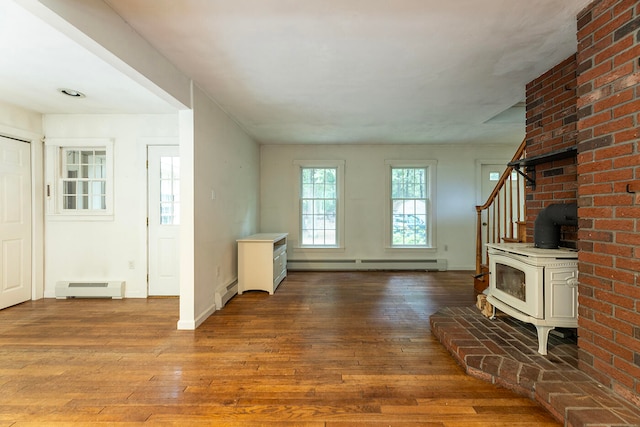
[430,307,640,427]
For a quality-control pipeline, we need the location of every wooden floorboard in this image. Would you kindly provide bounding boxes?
[0,271,560,426]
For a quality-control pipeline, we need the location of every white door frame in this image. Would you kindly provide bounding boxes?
[147,145,180,296]
[31,135,44,301]
[475,159,510,206]
[475,159,510,265]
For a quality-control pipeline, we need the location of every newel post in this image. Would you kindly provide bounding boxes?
[475,207,482,276]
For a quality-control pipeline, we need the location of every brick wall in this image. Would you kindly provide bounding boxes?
[576,0,640,406]
[525,55,579,247]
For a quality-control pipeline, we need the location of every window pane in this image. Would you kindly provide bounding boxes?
[391,182,402,198]
[301,229,314,245]
[160,203,173,224]
[301,183,313,198]
[81,150,92,164]
[302,214,313,229]
[156,155,180,222]
[91,195,104,210]
[91,181,105,195]
[78,195,89,210]
[392,199,405,215]
[63,195,75,209]
[325,199,336,215]
[299,166,339,246]
[313,215,325,234]
[173,181,180,202]
[302,200,313,215]
[66,150,78,165]
[94,165,105,179]
[325,212,336,226]
[95,151,106,161]
[63,181,76,195]
[325,169,336,184]
[391,167,429,246]
[325,183,336,198]
[161,180,172,201]
[314,184,325,198]
[325,231,336,245]
[62,146,109,212]
[301,168,312,183]
[160,157,173,179]
[66,165,79,179]
[78,181,88,196]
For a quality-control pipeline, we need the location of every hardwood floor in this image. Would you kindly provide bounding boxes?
[0,271,560,426]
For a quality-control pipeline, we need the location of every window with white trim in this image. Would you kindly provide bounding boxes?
[44,138,114,219]
[62,148,107,211]
[386,161,436,248]
[295,160,344,248]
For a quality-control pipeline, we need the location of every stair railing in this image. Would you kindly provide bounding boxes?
[475,139,527,279]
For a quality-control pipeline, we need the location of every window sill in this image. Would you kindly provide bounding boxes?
[292,246,346,254]
[46,213,114,222]
[385,246,437,253]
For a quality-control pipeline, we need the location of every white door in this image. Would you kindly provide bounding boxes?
[0,136,31,310]
[480,163,507,264]
[148,146,180,296]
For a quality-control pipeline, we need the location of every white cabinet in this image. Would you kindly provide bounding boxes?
[237,233,288,295]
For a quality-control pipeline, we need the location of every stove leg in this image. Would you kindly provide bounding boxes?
[490,305,496,320]
[535,325,554,355]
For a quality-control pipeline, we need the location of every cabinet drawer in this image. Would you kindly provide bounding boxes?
[273,252,284,281]
[274,244,287,258]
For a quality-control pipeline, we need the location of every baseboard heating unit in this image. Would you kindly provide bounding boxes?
[214,280,238,309]
[55,281,125,299]
[287,259,447,271]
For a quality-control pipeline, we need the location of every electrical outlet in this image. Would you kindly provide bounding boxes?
[128,260,135,269]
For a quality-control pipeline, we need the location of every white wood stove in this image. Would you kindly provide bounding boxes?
[486,242,578,355]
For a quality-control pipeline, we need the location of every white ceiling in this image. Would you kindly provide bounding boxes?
[0,1,176,115]
[1,0,592,144]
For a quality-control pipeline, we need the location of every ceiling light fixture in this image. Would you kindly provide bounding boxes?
[58,88,86,98]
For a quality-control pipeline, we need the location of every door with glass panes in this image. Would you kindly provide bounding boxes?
[147,146,180,296]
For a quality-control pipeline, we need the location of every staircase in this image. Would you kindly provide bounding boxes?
[474,138,527,295]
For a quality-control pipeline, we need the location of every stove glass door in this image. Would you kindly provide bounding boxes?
[495,262,526,302]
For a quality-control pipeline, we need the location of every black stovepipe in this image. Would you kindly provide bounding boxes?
[533,203,578,249]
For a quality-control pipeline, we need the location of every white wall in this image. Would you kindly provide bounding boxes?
[0,101,45,299]
[21,1,260,331]
[42,114,179,297]
[261,143,517,270]
[178,85,260,329]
